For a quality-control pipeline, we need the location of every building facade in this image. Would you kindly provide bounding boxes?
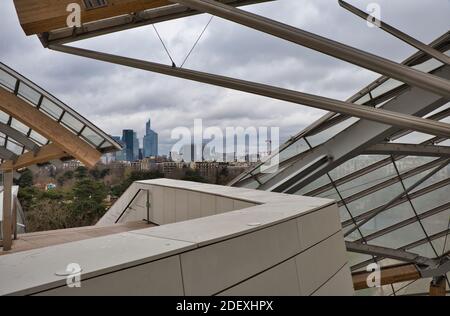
[143,119,158,158]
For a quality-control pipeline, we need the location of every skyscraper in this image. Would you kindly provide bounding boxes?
[143,119,158,158]
[122,129,139,161]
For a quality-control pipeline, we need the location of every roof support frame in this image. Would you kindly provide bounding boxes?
[255,68,449,193]
[344,159,449,237]
[48,44,450,139]
[342,178,450,228]
[0,122,40,153]
[169,0,450,98]
[0,87,101,168]
[338,0,450,65]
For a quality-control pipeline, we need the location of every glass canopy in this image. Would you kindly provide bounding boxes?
[231,31,450,295]
[0,62,122,164]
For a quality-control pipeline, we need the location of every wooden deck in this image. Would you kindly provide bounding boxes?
[0,221,154,256]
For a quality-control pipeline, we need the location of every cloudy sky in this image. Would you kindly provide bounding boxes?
[1,0,449,154]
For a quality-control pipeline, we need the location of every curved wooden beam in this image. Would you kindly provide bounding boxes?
[0,88,101,168]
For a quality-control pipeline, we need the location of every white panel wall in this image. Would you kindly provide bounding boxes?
[180,220,301,295]
[295,232,348,295]
[36,256,184,296]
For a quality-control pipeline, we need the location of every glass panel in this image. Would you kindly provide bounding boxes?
[100,141,112,148]
[345,182,405,218]
[29,130,47,145]
[316,186,340,201]
[10,118,29,134]
[0,69,16,91]
[393,156,437,174]
[392,132,435,144]
[412,58,443,73]
[329,155,388,180]
[306,117,359,148]
[421,209,450,239]
[371,79,404,98]
[369,222,426,249]
[295,174,330,196]
[411,185,450,215]
[430,236,450,257]
[61,112,84,133]
[408,242,436,258]
[337,162,397,199]
[360,202,415,237]
[6,140,23,155]
[354,93,371,105]
[404,163,447,193]
[18,82,41,105]
[278,137,309,163]
[40,97,63,120]
[81,126,103,146]
[0,111,9,124]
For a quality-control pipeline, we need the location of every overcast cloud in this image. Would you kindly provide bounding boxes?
[1,0,449,154]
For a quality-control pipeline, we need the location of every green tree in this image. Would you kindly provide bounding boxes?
[111,170,164,197]
[17,169,33,188]
[69,178,108,226]
[182,169,208,183]
[74,166,88,179]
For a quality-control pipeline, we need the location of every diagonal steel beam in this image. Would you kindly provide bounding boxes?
[346,241,435,266]
[49,44,450,139]
[170,0,450,98]
[338,0,450,65]
[363,143,450,158]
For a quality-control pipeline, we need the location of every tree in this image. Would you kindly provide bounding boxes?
[111,170,164,197]
[74,166,88,179]
[69,177,108,226]
[17,169,33,188]
[182,169,209,183]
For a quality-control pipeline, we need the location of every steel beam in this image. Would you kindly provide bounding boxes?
[170,0,450,98]
[0,123,39,152]
[363,143,450,157]
[257,67,449,193]
[48,44,450,138]
[346,241,435,266]
[338,0,450,65]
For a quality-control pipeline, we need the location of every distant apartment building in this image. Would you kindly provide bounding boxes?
[143,119,158,158]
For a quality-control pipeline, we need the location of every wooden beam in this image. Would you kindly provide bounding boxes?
[352,263,421,290]
[0,88,101,168]
[429,277,446,296]
[0,143,69,171]
[14,0,171,35]
[2,171,13,251]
